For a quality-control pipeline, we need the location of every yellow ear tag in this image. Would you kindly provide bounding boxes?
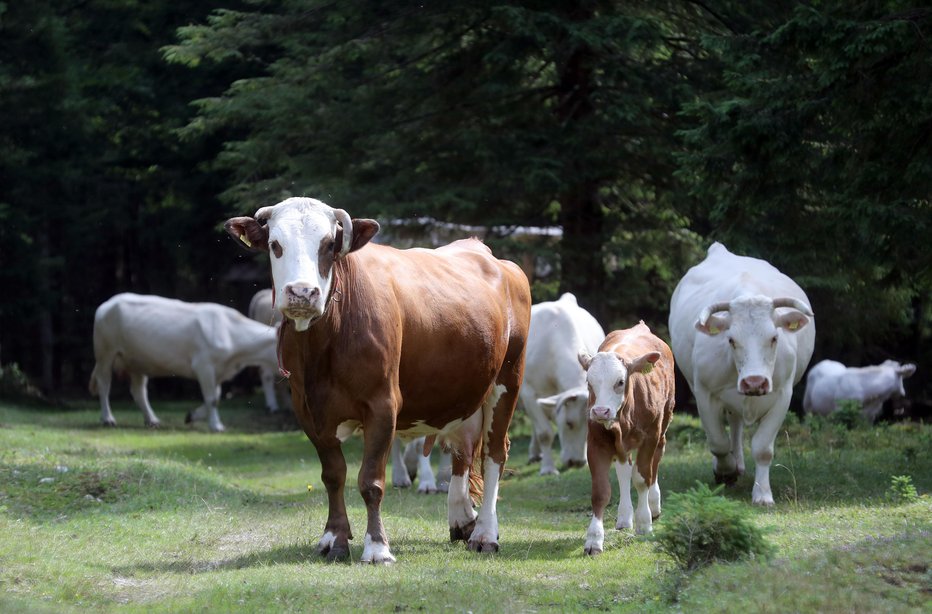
[709,325,720,335]
[307,484,313,492]
[788,321,799,330]
[239,234,252,248]
[642,363,654,374]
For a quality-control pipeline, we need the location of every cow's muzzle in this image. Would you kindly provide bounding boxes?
[739,375,770,396]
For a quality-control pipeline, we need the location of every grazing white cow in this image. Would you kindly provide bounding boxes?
[390,437,452,493]
[520,293,605,475]
[669,242,815,505]
[247,288,289,413]
[803,359,916,422]
[89,293,279,432]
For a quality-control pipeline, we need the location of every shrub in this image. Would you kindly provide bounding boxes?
[0,362,46,402]
[653,482,775,570]
[828,399,868,429]
[887,475,919,505]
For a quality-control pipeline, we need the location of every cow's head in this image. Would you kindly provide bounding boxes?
[695,295,812,396]
[225,197,379,331]
[537,387,589,468]
[578,349,661,429]
[881,360,917,397]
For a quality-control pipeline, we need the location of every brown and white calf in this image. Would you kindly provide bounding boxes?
[225,197,531,563]
[578,322,675,554]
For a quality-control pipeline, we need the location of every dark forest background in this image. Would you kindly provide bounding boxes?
[1,1,929,416]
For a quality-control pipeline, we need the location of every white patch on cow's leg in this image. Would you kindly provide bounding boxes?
[447,473,477,533]
[95,362,116,426]
[614,460,634,530]
[130,374,160,428]
[631,466,653,535]
[361,533,396,564]
[317,530,336,555]
[584,515,605,555]
[416,450,438,494]
[468,460,501,553]
[648,478,662,519]
[390,438,412,488]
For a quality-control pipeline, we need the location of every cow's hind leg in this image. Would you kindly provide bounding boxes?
[129,374,160,428]
[93,358,117,427]
[190,361,225,433]
[390,437,412,489]
[447,437,479,542]
[315,442,353,562]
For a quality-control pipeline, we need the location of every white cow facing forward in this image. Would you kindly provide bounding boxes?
[89,293,279,432]
[520,293,605,475]
[803,359,916,422]
[669,242,815,505]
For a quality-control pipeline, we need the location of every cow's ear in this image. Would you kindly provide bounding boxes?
[348,218,380,253]
[775,310,810,333]
[224,217,269,252]
[696,314,729,336]
[629,351,662,375]
[538,394,561,412]
[577,350,593,371]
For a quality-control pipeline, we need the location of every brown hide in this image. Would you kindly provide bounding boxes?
[587,322,675,524]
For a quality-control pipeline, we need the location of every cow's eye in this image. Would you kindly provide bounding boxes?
[270,240,283,258]
[728,337,736,348]
[615,378,625,389]
[770,335,778,345]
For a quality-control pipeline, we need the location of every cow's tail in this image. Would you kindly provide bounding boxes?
[468,436,484,506]
[88,365,99,396]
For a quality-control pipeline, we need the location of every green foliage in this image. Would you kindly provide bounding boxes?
[828,399,869,430]
[887,475,919,505]
[653,482,775,570]
[0,363,45,403]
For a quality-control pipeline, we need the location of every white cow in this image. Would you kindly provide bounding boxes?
[89,293,279,432]
[803,359,916,422]
[669,242,815,505]
[247,288,289,413]
[520,293,605,475]
[390,437,452,494]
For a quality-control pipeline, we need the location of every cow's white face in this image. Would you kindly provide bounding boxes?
[696,295,811,396]
[881,360,917,397]
[224,197,379,332]
[538,387,588,467]
[578,350,659,429]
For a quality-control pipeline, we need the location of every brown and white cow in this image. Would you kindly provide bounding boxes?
[224,197,531,563]
[577,322,675,554]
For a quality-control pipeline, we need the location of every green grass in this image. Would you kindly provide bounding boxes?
[0,398,929,612]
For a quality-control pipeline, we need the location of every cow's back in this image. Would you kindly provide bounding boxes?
[670,243,814,389]
[333,240,530,429]
[526,293,604,394]
[603,322,675,419]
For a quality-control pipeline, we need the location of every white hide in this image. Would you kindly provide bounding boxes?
[669,242,815,505]
[390,437,451,494]
[256,197,350,331]
[520,293,605,475]
[803,359,916,422]
[247,288,289,413]
[90,293,279,432]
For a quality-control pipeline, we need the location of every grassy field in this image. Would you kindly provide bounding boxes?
[0,397,929,613]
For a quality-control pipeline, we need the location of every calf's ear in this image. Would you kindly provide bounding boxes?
[629,351,662,374]
[224,217,269,252]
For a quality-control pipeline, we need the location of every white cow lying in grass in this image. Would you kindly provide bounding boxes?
[520,293,605,475]
[89,293,279,432]
[247,288,290,413]
[803,359,916,422]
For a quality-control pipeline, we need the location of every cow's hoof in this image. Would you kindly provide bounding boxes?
[417,485,438,494]
[527,455,542,464]
[584,546,603,556]
[562,459,588,470]
[101,419,117,428]
[539,467,560,476]
[468,539,499,554]
[449,521,476,543]
[321,544,351,563]
[615,520,632,531]
[145,420,160,429]
[184,412,193,424]
[651,511,662,521]
[714,471,739,486]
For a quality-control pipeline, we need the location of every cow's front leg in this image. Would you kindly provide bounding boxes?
[359,414,396,564]
[447,446,478,542]
[613,460,634,530]
[697,393,738,484]
[389,437,412,489]
[129,374,160,428]
[315,442,353,562]
[749,394,792,506]
[585,444,612,555]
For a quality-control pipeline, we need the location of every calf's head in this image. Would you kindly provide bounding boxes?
[578,350,660,429]
[695,295,812,396]
[225,197,379,331]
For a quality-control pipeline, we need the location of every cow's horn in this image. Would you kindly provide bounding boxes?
[698,301,732,326]
[333,208,353,256]
[771,297,813,316]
